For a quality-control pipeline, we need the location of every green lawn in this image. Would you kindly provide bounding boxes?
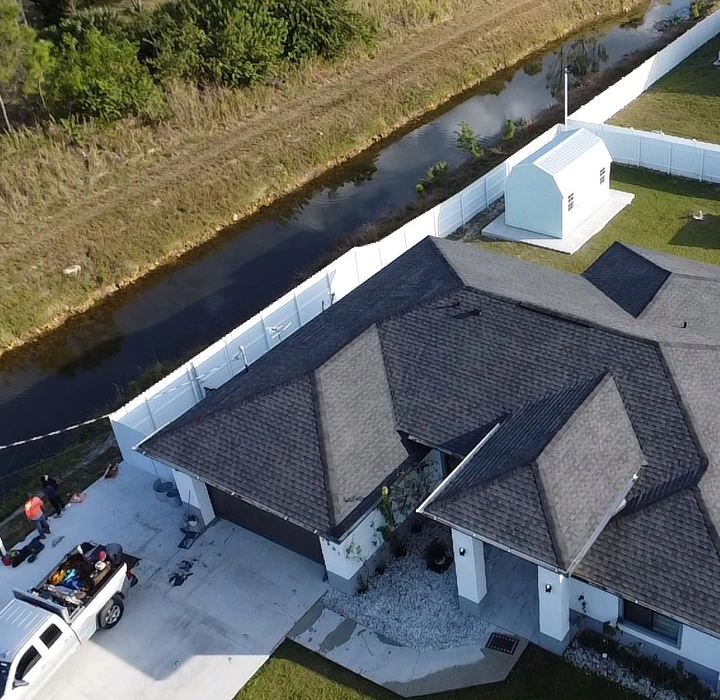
[610,35,720,144]
[470,165,720,273]
[236,641,643,700]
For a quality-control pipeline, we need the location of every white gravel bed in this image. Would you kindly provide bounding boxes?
[565,638,718,700]
[322,522,490,651]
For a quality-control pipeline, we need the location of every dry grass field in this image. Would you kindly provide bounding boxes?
[0,0,648,353]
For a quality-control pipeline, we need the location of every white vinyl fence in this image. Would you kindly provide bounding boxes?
[111,9,720,477]
[570,9,720,125]
[110,126,564,475]
[569,121,720,183]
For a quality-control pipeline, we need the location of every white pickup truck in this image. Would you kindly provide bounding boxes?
[0,541,139,698]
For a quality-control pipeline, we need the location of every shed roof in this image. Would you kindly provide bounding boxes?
[510,128,610,196]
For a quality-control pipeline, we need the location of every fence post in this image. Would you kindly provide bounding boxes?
[700,146,706,183]
[460,193,465,225]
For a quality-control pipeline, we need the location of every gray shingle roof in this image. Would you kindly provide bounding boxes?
[141,235,720,637]
[316,325,410,525]
[583,243,670,317]
[535,374,645,572]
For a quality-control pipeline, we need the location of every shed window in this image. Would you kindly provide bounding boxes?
[568,193,575,211]
[600,167,606,184]
[622,600,680,643]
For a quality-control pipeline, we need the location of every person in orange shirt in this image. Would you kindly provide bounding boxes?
[24,494,51,539]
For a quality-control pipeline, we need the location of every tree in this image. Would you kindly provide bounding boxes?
[0,0,53,131]
[270,0,374,63]
[143,0,287,87]
[45,27,164,121]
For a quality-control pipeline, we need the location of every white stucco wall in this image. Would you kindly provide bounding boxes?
[538,566,570,640]
[451,529,487,604]
[570,577,720,674]
[619,615,720,674]
[569,578,619,623]
[320,449,445,582]
[171,468,216,525]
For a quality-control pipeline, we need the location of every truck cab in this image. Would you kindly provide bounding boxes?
[0,600,76,698]
[0,542,139,699]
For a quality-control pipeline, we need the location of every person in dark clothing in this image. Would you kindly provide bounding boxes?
[41,475,64,517]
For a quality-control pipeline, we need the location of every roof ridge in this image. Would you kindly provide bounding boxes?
[529,461,563,568]
[309,371,335,529]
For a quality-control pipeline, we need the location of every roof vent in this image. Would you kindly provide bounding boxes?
[452,308,483,320]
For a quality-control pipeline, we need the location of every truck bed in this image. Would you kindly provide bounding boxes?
[29,544,129,619]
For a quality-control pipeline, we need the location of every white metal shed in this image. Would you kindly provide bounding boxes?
[504,128,612,239]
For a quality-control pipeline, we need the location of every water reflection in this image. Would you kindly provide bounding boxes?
[546,36,609,98]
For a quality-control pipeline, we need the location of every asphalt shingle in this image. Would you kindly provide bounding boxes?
[583,242,670,317]
[141,236,720,638]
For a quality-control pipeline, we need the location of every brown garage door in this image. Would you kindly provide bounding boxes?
[208,486,324,564]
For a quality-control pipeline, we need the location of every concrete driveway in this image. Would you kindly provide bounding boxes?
[0,465,327,700]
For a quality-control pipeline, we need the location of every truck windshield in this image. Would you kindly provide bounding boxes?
[0,661,8,697]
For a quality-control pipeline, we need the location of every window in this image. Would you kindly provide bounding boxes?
[622,600,681,643]
[15,646,41,680]
[568,193,575,211]
[40,624,62,648]
[600,167,606,184]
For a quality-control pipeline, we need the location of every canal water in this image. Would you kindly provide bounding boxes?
[0,0,691,475]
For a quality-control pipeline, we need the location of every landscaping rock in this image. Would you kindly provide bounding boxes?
[322,522,490,651]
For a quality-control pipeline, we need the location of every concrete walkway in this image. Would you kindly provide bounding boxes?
[289,602,527,696]
[0,465,327,700]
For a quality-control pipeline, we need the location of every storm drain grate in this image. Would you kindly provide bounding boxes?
[485,632,520,655]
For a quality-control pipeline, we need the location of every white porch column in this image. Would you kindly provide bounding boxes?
[452,529,487,614]
[538,566,570,640]
[171,469,216,526]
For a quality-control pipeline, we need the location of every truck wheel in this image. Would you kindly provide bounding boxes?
[98,596,124,630]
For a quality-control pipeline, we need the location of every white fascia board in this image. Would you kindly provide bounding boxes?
[416,423,500,514]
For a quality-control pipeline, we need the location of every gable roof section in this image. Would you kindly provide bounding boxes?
[144,375,332,531]
[583,242,670,317]
[584,242,720,328]
[525,128,605,175]
[141,237,460,535]
[425,374,647,571]
[315,325,411,528]
[535,374,645,571]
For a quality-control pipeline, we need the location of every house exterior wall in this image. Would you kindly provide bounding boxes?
[569,577,720,689]
[569,578,619,623]
[537,567,570,640]
[451,530,487,614]
[320,450,444,594]
[171,468,216,526]
[505,166,562,238]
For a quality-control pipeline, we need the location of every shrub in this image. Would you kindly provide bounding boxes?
[455,121,484,157]
[502,118,516,141]
[575,630,713,700]
[425,538,447,565]
[271,0,376,63]
[46,27,164,121]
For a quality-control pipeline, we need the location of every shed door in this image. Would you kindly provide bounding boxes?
[207,486,323,563]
